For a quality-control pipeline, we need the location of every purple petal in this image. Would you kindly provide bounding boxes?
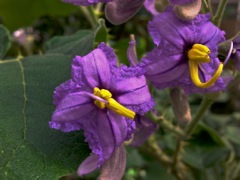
[62,0,111,6]
[95,111,128,153]
[53,80,80,106]
[98,145,126,180]
[141,51,183,76]
[149,8,222,50]
[72,48,112,89]
[146,63,187,84]
[131,116,158,146]
[144,0,159,16]
[81,110,135,173]
[196,22,225,55]
[51,92,95,123]
[113,75,154,115]
[78,154,99,176]
[105,0,144,25]
[148,9,187,48]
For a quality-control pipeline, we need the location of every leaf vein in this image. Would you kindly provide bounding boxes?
[17,59,27,140]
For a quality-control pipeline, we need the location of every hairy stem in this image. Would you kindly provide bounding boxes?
[143,134,172,165]
[185,97,213,136]
[147,112,185,138]
[171,96,213,179]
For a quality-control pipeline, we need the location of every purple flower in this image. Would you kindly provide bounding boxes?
[232,36,240,71]
[62,0,145,25]
[140,7,229,94]
[49,43,154,175]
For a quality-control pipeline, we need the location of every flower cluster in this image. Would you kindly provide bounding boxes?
[50,0,233,178]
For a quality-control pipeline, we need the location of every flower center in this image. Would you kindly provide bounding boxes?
[187,44,223,88]
[93,87,135,119]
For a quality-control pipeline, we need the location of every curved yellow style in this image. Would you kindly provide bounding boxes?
[188,44,223,88]
[93,87,135,119]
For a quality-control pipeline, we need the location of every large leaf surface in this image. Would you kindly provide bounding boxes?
[0,30,95,179]
[0,0,77,31]
[45,30,94,57]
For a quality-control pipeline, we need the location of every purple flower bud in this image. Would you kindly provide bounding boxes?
[98,145,126,180]
[105,0,145,25]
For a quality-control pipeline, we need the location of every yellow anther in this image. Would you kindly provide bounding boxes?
[93,87,101,96]
[93,87,135,119]
[188,44,223,88]
[94,100,105,109]
[106,98,135,119]
[100,89,112,99]
[192,44,211,54]
[188,48,210,63]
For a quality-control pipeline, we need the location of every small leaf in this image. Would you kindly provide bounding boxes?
[183,123,228,169]
[193,123,226,146]
[0,25,11,59]
[45,30,94,57]
[225,126,240,145]
[94,19,109,47]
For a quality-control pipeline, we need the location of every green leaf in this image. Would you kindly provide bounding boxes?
[225,126,240,145]
[183,123,228,169]
[194,123,226,146]
[0,25,11,59]
[143,162,175,180]
[94,19,109,47]
[0,55,91,179]
[45,30,94,57]
[0,0,77,31]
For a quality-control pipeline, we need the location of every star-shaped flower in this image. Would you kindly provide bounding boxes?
[49,43,154,175]
[140,7,230,94]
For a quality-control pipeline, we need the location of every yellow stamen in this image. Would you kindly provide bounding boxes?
[106,99,136,119]
[188,44,223,88]
[192,44,211,54]
[93,87,135,119]
[188,48,210,63]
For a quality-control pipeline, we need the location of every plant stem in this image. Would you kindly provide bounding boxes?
[207,0,213,15]
[79,6,98,28]
[95,3,104,16]
[171,96,213,179]
[212,0,228,27]
[147,112,185,138]
[202,0,212,15]
[185,97,213,136]
[143,134,172,165]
